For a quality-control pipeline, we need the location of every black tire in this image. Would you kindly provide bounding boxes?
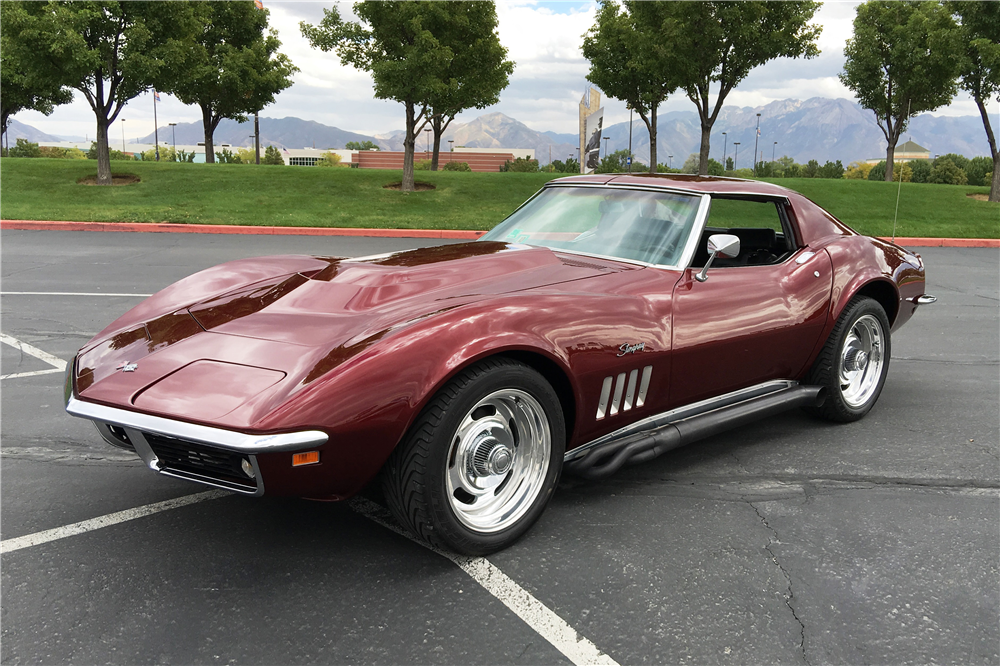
[382,357,565,555]
[804,295,891,422]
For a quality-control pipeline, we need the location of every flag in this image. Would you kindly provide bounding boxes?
[756,128,760,136]
[154,91,161,102]
[254,0,263,8]
[282,148,289,153]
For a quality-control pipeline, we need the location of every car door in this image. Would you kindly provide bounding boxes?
[668,196,832,408]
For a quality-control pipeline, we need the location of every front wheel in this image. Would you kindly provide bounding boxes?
[804,295,891,422]
[382,358,565,555]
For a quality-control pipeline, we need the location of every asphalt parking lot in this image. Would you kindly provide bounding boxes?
[2,229,997,665]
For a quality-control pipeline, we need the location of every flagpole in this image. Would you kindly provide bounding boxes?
[153,90,160,162]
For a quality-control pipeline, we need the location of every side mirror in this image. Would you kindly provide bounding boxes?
[695,234,740,282]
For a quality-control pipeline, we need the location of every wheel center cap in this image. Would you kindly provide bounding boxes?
[471,436,513,477]
[844,347,868,372]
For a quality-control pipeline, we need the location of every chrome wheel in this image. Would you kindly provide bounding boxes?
[446,389,551,533]
[839,314,885,408]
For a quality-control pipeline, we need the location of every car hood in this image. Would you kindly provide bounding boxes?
[75,242,630,426]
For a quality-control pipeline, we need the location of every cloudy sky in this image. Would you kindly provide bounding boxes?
[16,0,986,142]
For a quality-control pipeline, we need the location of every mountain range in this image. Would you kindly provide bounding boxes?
[8,97,992,166]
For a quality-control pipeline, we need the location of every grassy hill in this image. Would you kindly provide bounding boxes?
[1,158,995,238]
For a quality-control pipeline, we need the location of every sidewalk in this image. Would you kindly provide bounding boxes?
[2,219,997,247]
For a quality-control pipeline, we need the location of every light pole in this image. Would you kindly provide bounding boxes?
[752,113,761,175]
[121,119,126,153]
[772,141,777,164]
[627,107,633,174]
[733,142,740,170]
[424,128,431,159]
[448,139,454,152]
[169,123,176,159]
[721,132,727,169]
[668,155,673,170]
[602,136,610,161]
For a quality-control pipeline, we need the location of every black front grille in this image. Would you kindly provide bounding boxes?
[144,433,256,490]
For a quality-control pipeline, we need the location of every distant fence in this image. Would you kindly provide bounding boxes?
[352,151,515,173]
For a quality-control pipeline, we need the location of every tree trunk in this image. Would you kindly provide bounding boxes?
[974,96,999,202]
[95,115,112,185]
[402,101,416,192]
[431,116,443,171]
[990,153,1000,203]
[647,103,657,174]
[698,121,713,176]
[884,143,895,182]
[202,105,216,164]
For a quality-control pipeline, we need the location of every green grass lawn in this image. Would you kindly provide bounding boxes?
[1,158,996,237]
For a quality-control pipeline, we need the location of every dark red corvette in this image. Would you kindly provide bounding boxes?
[66,174,935,554]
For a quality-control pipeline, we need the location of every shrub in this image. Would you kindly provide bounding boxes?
[818,160,845,179]
[934,153,970,173]
[803,159,819,178]
[500,157,539,172]
[87,142,134,160]
[909,159,932,183]
[927,158,968,185]
[706,158,724,176]
[868,161,886,181]
[9,139,42,158]
[732,168,753,178]
[216,148,240,164]
[442,160,471,171]
[140,146,177,162]
[414,158,431,170]
[595,149,634,174]
[345,140,379,151]
[656,164,682,173]
[844,161,873,180]
[966,156,993,187]
[176,149,196,163]
[681,153,700,174]
[263,145,284,165]
[317,151,343,167]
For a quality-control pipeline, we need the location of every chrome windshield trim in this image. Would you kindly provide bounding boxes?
[564,380,799,462]
[66,396,328,453]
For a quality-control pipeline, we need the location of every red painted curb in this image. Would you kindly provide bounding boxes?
[2,220,996,247]
[0,219,487,240]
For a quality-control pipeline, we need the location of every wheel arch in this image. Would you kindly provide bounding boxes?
[849,278,900,326]
[497,349,577,444]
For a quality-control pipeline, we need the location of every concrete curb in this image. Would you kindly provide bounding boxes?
[0,219,486,240]
[2,220,997,247]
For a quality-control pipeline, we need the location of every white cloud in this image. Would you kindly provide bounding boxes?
[13,0,987,140]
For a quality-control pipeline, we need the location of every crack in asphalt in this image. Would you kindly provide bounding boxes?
[745,498,811,666]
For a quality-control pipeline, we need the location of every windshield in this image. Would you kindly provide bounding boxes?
[481,186,703,267]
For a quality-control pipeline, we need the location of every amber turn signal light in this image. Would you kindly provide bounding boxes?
[292,451,320,466]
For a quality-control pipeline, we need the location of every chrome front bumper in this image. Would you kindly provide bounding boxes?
[65,394,328,496]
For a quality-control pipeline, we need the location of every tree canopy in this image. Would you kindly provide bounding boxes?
[840,0,960,182]
[660,1,822,175]
[948,1,1000,201]
[5,1,198,184]
[0,3,72,149]
[582,0,678,173]
[168,1,296,164]
[425,2,512,170]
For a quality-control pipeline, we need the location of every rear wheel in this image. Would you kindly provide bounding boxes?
[382,358,565,555]
[805,296,891,422]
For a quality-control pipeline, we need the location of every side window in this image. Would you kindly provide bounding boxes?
[694,197,795,267]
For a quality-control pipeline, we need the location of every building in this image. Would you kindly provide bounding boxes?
[866,140,931,165]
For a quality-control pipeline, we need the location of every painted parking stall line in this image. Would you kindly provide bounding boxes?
[1,291,154,297]
[0,490,229,554]
[349,497,620,666]
[1,333,68,380]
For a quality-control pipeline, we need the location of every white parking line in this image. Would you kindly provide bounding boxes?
[1,333,67,380]
[349,497,620,666]
[0,490,228,554]
[1,291,153,297]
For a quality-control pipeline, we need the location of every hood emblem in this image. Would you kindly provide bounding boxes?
[116,361,138,373]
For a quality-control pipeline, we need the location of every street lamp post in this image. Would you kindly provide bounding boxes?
[721,132,727,170]
[668,155,673,170]
[752,113,761,176]
[772,141,777,164]
[733,142,740,170]
[424,128,431,160]
[627,107,633,174]
[602,136,610,162]
[169,123,177,160]
[121,119,126,153]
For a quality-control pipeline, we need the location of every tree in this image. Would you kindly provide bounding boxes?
[928,157,967,185]
[804,159,819,178]
[595,149,634,174]
[425,2,513,171]
[658,2,821,175]
[6,1,198,184]
[345,140,379,151]
[168,2,296,164]
[725,156,734,171]
[302,3,463,192]
[841,1,960,182]
[949,1,1000,200]
[680,153,700,174]
[0,4,72,153]
[263,145,284,165]
[583,0,679,173]
[8,138,42,158]
[909,159,932,183]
